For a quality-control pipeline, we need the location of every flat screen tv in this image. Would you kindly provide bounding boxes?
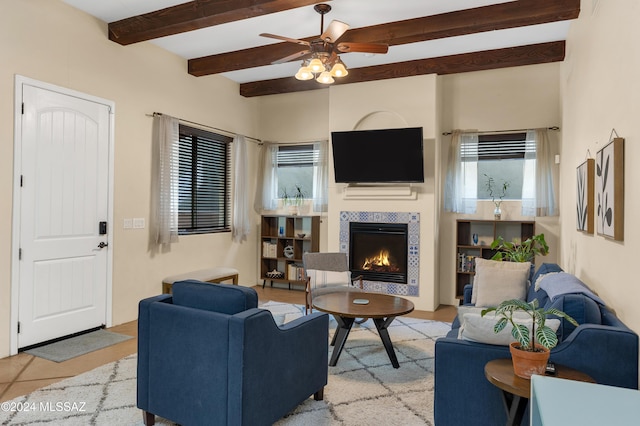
[331,127,424,183]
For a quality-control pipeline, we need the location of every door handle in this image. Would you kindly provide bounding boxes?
[97,242,108,249]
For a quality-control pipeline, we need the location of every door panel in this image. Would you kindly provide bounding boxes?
[19,84,110,348]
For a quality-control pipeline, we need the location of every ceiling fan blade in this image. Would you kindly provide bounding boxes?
[337,42,389,54]
[260,33,310,46]
[272,50,311,65]
[320,20,349,43]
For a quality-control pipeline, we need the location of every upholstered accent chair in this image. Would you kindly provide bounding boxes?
[302,252,364,314]
[137,280,329,426]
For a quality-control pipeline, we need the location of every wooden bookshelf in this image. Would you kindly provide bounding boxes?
[260,215,320,289]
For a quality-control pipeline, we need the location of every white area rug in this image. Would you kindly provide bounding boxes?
[1,303,450,425]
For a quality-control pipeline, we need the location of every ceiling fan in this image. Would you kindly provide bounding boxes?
[259,3,388,84]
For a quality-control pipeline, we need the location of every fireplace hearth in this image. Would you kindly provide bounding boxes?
[349,222,408,284]
[340,211,420,296]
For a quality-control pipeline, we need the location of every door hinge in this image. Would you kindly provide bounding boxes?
[19,248,22,260]
[20,175,24,187]
[17,322,21,334]
[21,103,24,115]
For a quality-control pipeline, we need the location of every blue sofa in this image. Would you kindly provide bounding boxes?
[434,263,639,426]
[137,280,329,426]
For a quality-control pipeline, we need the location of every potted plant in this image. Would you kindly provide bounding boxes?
[484,174,509,219]
[482,299,578,379]
[490,233,549,263]
[282,185,306,215]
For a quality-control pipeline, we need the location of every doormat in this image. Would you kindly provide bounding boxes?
[24,330,133,363]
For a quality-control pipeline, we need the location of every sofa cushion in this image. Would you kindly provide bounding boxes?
[473,259,531,307]
[548,294,602,340]
[172,280,258,314]
[458,310,561,346]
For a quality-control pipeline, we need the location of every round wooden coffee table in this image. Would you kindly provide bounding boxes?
[312,291,414,368]
[485,358,595,426]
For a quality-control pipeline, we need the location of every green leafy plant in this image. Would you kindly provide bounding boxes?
[481,299,578,351]
[490,233,549,262]
[281,185,306,206]
[484,174,510,209]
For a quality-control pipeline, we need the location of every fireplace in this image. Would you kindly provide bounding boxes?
[340,211,419,296]
[349,222,408,284]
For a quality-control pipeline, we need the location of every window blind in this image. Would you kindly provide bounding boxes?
[277,144,317,167]
[461,132,535,160]
[178,125,232,234]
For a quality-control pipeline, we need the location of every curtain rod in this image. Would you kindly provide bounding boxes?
[442,126,560,136]
[147,112,262,144]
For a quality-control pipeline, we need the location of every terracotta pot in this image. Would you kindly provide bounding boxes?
[509,342,550,379]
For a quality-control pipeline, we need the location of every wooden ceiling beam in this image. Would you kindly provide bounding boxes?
[108,0,325,45]
[189,0,579,77]
[239,41,566,97]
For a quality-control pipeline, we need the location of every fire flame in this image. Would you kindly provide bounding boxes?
[362,250,391,270]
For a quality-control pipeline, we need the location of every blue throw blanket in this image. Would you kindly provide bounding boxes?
[538,272,606,305]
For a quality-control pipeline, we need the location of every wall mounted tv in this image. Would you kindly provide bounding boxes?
[331,127,424,183]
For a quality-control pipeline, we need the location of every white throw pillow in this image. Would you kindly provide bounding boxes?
[472,258,531,307]
[458,311,561,346]
[306,269,351,289]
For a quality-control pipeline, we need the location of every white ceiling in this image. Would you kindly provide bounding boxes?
[62,0,572,84]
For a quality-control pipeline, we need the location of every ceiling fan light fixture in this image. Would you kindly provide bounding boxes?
[308,57,325,73]
[295,65,314,81]
[317,71,334,84]
[330,60,348,78]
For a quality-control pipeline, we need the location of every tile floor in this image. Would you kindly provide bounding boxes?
[0,285,456,403]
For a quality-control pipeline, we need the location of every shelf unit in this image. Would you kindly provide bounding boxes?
[260,215,320,289]
[455,219,535,299]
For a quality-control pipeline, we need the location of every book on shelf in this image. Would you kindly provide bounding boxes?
[457,253,477,273]
[262,242,277,258]
[287,264,306,281]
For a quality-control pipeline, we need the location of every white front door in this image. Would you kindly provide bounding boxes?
[16,82,112,348]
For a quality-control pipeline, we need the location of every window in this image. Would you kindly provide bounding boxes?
[276,144,316,199]
[178,125,232,235]
[461,132,535,200]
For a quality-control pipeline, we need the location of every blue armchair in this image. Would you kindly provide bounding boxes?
[137,280,329,426]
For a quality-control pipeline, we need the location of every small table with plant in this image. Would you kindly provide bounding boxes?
[481,298,591,426]
[485,358,594,426]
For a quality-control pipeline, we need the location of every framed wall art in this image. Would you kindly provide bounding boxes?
[596,137,624,241]
[576,158,594,234]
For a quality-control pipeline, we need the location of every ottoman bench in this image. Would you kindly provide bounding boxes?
[162,267,239,294]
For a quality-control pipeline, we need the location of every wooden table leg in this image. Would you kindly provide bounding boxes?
[501,391,528,426]
[373,317,400,368]
[329,315,355,366]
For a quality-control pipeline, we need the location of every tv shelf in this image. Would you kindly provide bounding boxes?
[455,219,535,300]
[260,215,320,290]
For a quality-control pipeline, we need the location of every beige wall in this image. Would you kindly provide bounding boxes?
[327,76,439,311]
[258,76,440,310]
[559,0,640,332]
[0,0,260,357]
[438,64,562,305]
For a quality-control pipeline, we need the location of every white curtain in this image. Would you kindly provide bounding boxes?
[312,140,328,212]
[232,135,251,242]
[153,114,179,244]
[253,142,278,212]
[444,130,478,214]
[522,129,557,216]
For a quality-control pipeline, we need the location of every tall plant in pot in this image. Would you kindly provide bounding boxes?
[484,174,509,219]
[282,185,306,215]
[490,233,549,263]
[482,299,578,379]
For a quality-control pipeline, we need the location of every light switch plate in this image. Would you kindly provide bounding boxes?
[123,218,133,229]
[133,218,145,229]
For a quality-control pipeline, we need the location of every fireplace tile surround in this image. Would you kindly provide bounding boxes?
[339,211,420,296]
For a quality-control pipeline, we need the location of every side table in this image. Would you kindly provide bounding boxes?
[484,358,594,426]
